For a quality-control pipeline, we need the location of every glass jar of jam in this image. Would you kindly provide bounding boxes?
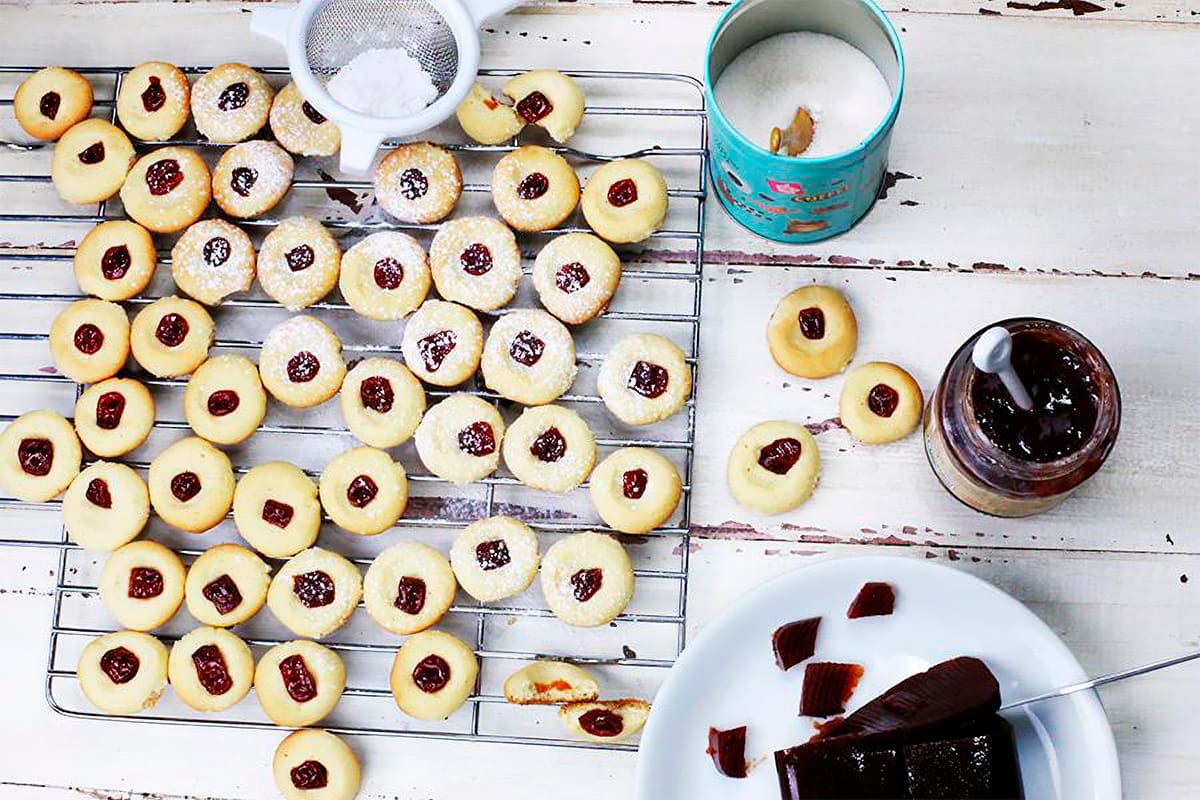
[924,318,1120,517]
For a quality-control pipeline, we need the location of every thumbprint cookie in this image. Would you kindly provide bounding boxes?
[233,461,322,558]
[541,532,635,627]
[255,640,346,727]
[561,698,651,743]
[99,540,186,631]
[581,158,668,244]
[491,145,580,232]
[115,62,190,141]
[171,219,256,306]
[63,462,149,552]
[589,447,682,534]
[267,547,364,639]
[14,67,93,141]
[147,436,235,533]
[270,81,342,157]
[502,405,596,494]
[503,70,586,143]
[259,315,347,408]
[49,298,130,384]
[339,357,426,448]
[414,393,506,485]
[168,626,255,712]
[767,285,858,378]
[184,354,268,445]
[390,630,479,721]
[363,542,457,635]
[74,220,157,302]
[120,147,212,234]
[273,729,362,800]
[318,446,408,536]
[212,140,295,218]
[374,142,462,224]
[399,300,484,387]
[51,119,134,204]
[481,309,578,405]
[339,231,430,321]
[456,82,524,145]
[258,217,342,311]
[727,421,820,515]
[450,515,540,603]
[184,543,271,627]
[597,333,692,426]
[428,216,522,312]
[191,63,273,143]
[130,296,215,378]
[503,661,599,705]
[77,631,168,715]
[0,409,82,502]
[74,378,155,458]
[839,362,923,444]
[532,232,622,325]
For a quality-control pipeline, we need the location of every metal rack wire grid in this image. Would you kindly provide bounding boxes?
[0,65,707,750]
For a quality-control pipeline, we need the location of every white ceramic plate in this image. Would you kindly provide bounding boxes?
[637,555,1121,800]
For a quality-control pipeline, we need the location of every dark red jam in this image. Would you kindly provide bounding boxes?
[518,172,550,200]
[206,389,239,417]
[230,166,257,197]
[475,539,511,571]
[971,333,1100,463]
[373,257,403,290]
[141,76,165,112]
[127,566,164,599]
[262,499,294,529]
[85,477,113,509]
[74,323,104,355]
[278,654,318,702]
[868,384,899,418]
[39,91,60,120]
[398,167,429,200]
[417,330,456,372]
[570,567,602,602]
[509,330,545,366]
[346,474,378,508]
[171,471,201,502]
[579,708,624,737]
[801,662,865,717]
[516,91,553,123]
[17,438,53,476]
[555,262,590,293]
[95,391,125,430]
[412,654,451,693]
[530,427,566,462]
[145,158,184,196]
[285,244,315,272]
[203,236,231,267]
[394,575,427,614]
[457,421,496,456]
[707,725,748,778]
[217,81,249,111]
[607,178,638,208]
[758,437,803,475]
[847,582,896,619]
[191,643,233,695]
[100,646,139,684]
[301,101,326,125]
[359,375,394,413]
[202,574,243,615]
[154,313,189,347]
[622,468,648,500]
[77,141,105,165]
[101,245,131,280]
[290,760,329,790]
[772,616,821,671]
[798,306,826,340]
[628,360,669,399]
[287,351,320,383]
[460,243,493,276]
[293,570,336,608]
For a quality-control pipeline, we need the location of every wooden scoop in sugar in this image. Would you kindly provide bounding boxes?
[770,107,816,157]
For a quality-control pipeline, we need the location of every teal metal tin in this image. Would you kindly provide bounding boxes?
[704,0,906,243]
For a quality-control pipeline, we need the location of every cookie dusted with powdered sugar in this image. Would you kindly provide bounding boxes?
[212,140,294,219]
[491,145,579,232]
[400,300,483,387]
[531,232,622,325]
[191,63,273,144]
[597,333,692,426]
[481,309,577,406]
[171,220,256,306]
[374,142,462,224]
[269,81,341,157]
[428,216,522,312]
[116,62,190,142]
[339,231,430,321]
[259,315,347,408]
[258,217,342,311]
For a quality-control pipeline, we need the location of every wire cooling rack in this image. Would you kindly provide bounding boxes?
[0,66,707,750]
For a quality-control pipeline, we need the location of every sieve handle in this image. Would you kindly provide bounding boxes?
[248,5,295,46]
[462,0,523,24]
[338,126,388,176]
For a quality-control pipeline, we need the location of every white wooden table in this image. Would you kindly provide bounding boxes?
[1,1,1198,798]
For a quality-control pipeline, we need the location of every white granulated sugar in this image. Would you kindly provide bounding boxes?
[714,32,892,158]
[328,48,439,117]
